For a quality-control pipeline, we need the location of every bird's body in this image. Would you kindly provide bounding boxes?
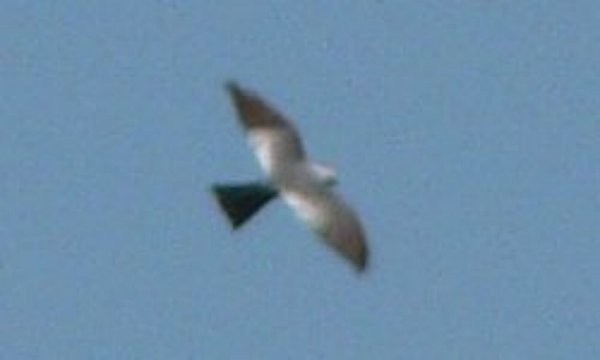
[212,82,369,272]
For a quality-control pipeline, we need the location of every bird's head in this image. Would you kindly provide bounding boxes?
[310,163,338,187]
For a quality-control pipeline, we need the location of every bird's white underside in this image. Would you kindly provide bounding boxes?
[248,128,290,176]
[248,127,336,230]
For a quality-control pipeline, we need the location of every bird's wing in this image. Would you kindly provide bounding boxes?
[226,82,305,175]
[281,187,369,271]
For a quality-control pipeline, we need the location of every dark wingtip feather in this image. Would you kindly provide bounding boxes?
[355,245,369,273]
[225,80,241,96]
[224,80,289,129]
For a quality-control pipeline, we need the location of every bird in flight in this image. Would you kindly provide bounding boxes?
[212,82,369,272]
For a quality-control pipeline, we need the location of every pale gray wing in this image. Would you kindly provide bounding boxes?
[281,187,369,271]
[226,82,305,175]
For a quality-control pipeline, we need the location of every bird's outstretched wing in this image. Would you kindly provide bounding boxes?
[226,82,305,175]
[282,187,369,272]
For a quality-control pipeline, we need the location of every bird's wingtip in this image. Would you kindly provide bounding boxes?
[351,241,369,274]
[356,254,369,274]
[225,80,241,94]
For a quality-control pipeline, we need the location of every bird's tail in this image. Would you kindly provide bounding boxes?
[211,182,278,229]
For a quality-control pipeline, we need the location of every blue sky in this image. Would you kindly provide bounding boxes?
[1,1,599,358]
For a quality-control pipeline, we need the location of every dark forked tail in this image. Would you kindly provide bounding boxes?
[211,182,278,229]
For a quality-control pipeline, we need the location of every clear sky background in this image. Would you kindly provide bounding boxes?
[1,1,599,359]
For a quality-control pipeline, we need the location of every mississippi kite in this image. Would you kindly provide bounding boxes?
[212,82,369,272]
